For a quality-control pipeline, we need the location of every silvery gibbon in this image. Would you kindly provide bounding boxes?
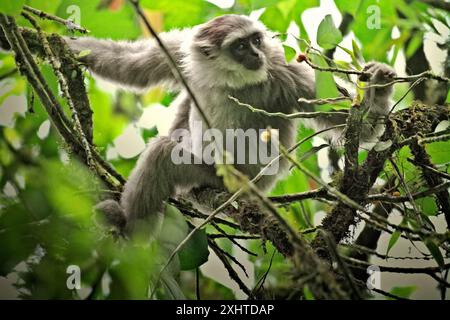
[61,15,395,234]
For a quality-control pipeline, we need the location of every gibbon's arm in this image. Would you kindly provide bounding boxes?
[289,60,396,141]
[64,29,191,90]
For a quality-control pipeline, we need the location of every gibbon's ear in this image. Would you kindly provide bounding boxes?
[199,45,219,59]
[193,40,218,59]
[199,45,212,57]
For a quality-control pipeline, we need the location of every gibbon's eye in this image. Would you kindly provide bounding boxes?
[236,42,246,51]
[252,35,262,47]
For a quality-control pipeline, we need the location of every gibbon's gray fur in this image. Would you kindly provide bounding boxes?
[63,15,396,234]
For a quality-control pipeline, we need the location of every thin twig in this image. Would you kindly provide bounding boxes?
[408,159,450,181]
[298,96,351,105]
[318,229,362,299]
[208,239,252,296]
[23,5,89,33]
[388,78,425,114]
[211,222,257,257]
[303,57,449,83]
[128,0,212,129]
[208,234,260,240]
[270,188,333,203]
[229,96,349,119]
[343,256,450,274]
[368,181,450,203]
[341,243,433,261]
[388,157,424,225]
[280,147,368,213]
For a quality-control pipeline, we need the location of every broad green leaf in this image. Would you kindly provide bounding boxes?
[334,0,362,16]
[388,286,416,300]
[277,0,296,19]
[424,239,445,269]
[337,43,362,70]
[179,228,209,270]
[351,0,396,61]
[416,197,438,217]
[311,55,340,99]
[251,0,279,9]
[317,15,343,50]
[283,45,297,62]
[260,6,290,32]
[426,140,450,164]
[405,33,423,58]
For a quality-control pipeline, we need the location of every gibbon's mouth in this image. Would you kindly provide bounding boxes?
[243,59,263,71]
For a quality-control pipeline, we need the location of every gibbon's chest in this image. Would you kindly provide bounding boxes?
[189,91,296,146]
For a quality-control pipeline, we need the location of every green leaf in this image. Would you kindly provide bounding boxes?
[388,286,416,300]
[424,239,445,269]
[426,140,450,164]
[277,0,296,19]
[283,45,296,62]
[0,0,25,16]
[260,6,290,32]
[311,55,339,99]
[179,228,209,270]
[352,39,364,65]
[317,14,343,50]
[416,197,438,216]
[351,0,396,61]
[386,230,401,256]
[337,44,363,70]
[334,0,362,16]
[405,33,423,58]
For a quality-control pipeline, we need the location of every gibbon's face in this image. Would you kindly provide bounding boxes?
[227,31,264,71]
[190,15,280,88]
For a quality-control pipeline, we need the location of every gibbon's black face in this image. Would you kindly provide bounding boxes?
[228,32,264,70]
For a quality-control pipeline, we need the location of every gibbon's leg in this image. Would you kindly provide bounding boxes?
[98,136,223,234]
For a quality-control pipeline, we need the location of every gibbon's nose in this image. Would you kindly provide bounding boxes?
[250,50,260,58]
[244,51,263,70]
